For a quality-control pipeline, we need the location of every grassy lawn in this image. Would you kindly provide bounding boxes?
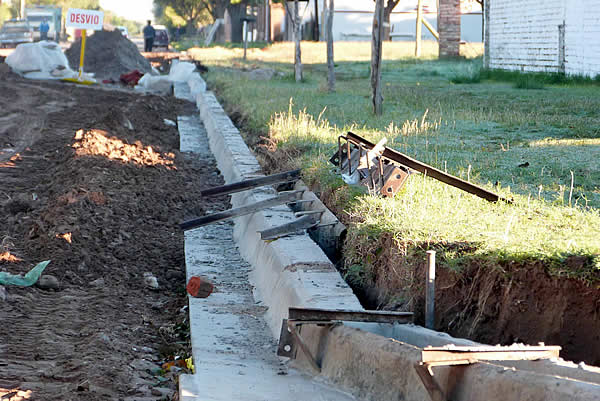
[189,41,600,285]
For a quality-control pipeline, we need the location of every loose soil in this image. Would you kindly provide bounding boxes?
[211,75,600,367]
[0,74,227,400]
[65,30,153,81]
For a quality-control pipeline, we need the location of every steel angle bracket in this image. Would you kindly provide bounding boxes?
[331,135,411,197]
[200,169,302,198]
[277,318,340,373]
[414,344,561,401]
[180,190,304,230]
[258,214,321,240]
[277,308,414,373]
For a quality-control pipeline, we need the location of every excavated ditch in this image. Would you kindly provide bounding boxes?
[209,80,600,367]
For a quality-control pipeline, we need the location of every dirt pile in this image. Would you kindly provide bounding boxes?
[0,77,226,400]
[65,30,152,80]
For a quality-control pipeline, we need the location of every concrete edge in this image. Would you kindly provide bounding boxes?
[187,74,600,400]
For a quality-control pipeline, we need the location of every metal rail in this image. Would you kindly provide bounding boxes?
[200,169,301,198]
[343,132,509,203]
[180,190,304,230]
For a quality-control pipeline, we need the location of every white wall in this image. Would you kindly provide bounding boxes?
[487,0,600,76]
[564,0,600,76]
[301,0,483,43]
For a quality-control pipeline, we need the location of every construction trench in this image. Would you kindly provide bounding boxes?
[174,74,600,400]
[0,37,599,400]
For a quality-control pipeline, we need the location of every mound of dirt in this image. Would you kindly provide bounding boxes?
[65,30,152,80]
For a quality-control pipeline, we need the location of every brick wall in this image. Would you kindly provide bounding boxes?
[438,0,461,57]
[486,0,600,76]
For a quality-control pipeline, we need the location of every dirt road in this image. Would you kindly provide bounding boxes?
[0,71,226,400]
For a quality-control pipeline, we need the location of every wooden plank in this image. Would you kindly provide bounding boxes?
[200,169,301,197]
[259,214,320,240]
[289,307,413,324]
[345,132,509,203]
[422,346,561,364]
[415,0,423,56]
[180,190,303,231]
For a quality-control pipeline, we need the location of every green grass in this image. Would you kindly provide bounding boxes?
[190,41,600,282]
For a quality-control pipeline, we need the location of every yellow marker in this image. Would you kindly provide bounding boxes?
[62,28,95,85]
[78,29,87,81]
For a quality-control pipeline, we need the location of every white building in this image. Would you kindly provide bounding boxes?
[485,0,600,76]
[296,0,482,42]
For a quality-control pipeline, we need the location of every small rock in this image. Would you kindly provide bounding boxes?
[0,285,6,301]
[246,68,275,80]
[89,278,105,287]
[0,63,12,74]
[37,275,60,290]
[143,272,159,289]
[166,268,184,282]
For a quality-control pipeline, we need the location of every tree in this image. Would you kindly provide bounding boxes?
[373,0,402,41]
[371,0,384,115]
[326,0,335,92]
[283,0,302,82]
[154,0,210,31]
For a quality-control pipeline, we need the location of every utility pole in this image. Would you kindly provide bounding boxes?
[20,0,26,19]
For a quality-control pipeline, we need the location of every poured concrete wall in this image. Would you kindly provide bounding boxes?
[190,75,600,401]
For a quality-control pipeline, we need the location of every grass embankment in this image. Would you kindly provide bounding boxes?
[190,41,600,295]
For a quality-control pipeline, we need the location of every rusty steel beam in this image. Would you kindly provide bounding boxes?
[200,169,301,198]
[345,132,509,203]
[289,307,413,324]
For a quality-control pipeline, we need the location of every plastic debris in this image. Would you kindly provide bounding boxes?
[186,276,214,298]
[120,69,144,86]
[0,260,51,286]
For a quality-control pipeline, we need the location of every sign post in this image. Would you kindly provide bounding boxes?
[65,8,104,83]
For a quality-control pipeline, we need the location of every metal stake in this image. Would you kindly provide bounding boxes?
[426,250,436,330]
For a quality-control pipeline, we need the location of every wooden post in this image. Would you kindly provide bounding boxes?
[371,0,384,115]
[313,0,319,41]
[415,0,423,57]
[426,250,436,330]
[294,0,303,82]
[326,0,335,92]
[243,20,248,60]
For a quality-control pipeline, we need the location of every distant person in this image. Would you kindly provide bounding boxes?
[40,18,50,41]
[143,20,155,52]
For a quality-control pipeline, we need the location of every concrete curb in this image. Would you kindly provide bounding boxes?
[185,74,600,400]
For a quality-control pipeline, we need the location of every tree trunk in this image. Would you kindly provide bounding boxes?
[382,0,400,41]
[371,0,384,115]
[383,5,391,41]
[326,0,335,92]
[294,0,303,82]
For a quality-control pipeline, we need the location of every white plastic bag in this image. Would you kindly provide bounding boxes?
[168,61,196,82]
[6,41,77,80]
[136,73,172,94]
